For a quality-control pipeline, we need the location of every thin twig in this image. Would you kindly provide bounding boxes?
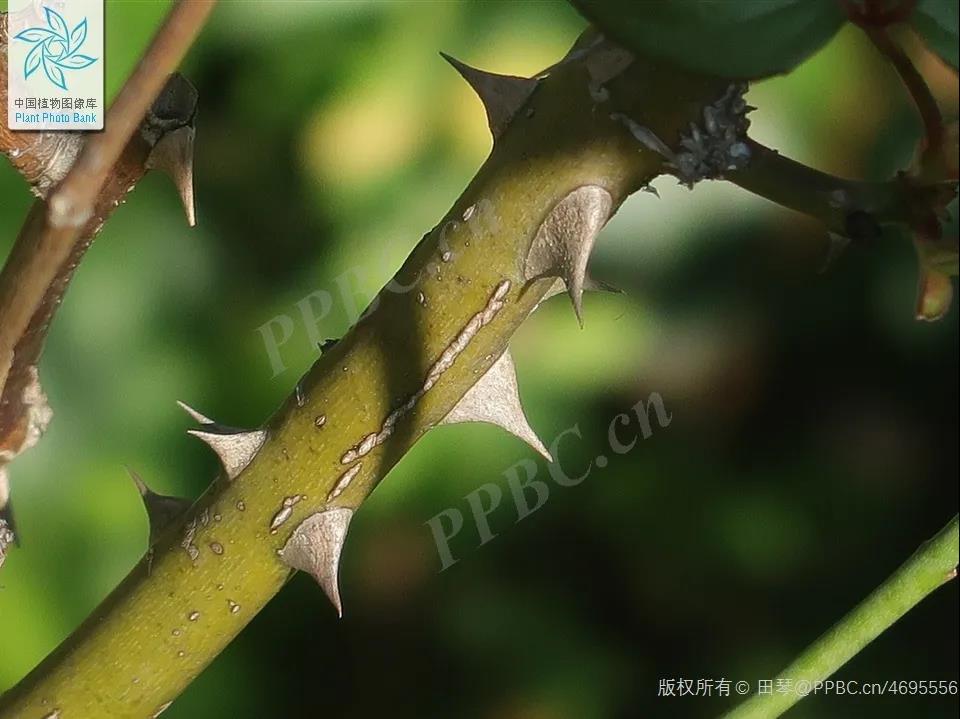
[0,6,207,523]
[0,0,215,394]
[725,139,955,240]
[866,26,945,160]
[723,515,958,719]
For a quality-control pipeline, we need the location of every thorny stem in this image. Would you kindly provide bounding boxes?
[723,515,959,719]
[0,43,733,718]
[0,0,215,397]
[0,12,953,719]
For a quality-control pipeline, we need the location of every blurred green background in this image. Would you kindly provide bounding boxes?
[1,1,957,718]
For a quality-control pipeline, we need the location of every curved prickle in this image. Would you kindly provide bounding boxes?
[179,400,266,480]
[440,52,538,140]
[127,468,192,544]
[279,508,354,617]
[524,185,614,326]
[440,349,551,461]
[142,73,198,226]
[186,427,267,481]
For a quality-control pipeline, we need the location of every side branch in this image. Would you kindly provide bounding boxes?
[0,6,203,535]
[726,139,955,240]
[0,0,215,396]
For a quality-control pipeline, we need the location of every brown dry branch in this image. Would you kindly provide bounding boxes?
[0,2,212,558]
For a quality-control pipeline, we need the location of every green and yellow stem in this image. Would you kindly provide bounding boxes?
[0,44,730,718]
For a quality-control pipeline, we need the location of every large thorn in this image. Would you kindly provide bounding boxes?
[279,508,354,617]
[524,185,614,327]
[144,74,199,226]
[187,428,267,481]
[127,468,192,544]
[441,350,551,461]
[146,125,196,226]
[440,52,538,141]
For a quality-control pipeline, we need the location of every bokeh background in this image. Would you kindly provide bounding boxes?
[1,2,957,718]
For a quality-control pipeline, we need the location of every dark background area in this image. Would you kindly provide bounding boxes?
[1,2,957,718]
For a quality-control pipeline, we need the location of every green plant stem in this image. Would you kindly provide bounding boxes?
[725,139,918,239]
[0,45,732,718]
[723,515,959,719]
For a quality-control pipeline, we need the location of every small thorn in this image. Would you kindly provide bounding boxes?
[609,113,675,160]
[584,275,623,295]
[126,467,191,544]
[524,185,614,327]
[441,350,552,461]
[318,338,339,354]
[146,125,196,226]
[440,52,538,140]
[187,428,267,481]
[279,508,354,617]
[176,399,215,426]
[542,275,621,303]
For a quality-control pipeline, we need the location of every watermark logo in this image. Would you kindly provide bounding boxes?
[256,198,500,377]
[15,6,97,91]
[425,392,673,570]
[7,0,104,130]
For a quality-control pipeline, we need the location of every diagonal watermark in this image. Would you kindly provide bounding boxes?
[256,197,501,377]
[425,391,673,570]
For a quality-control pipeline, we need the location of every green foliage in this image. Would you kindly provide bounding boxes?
[912,0,959,69]
[1,3,957,718]
[568,0,846,79]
